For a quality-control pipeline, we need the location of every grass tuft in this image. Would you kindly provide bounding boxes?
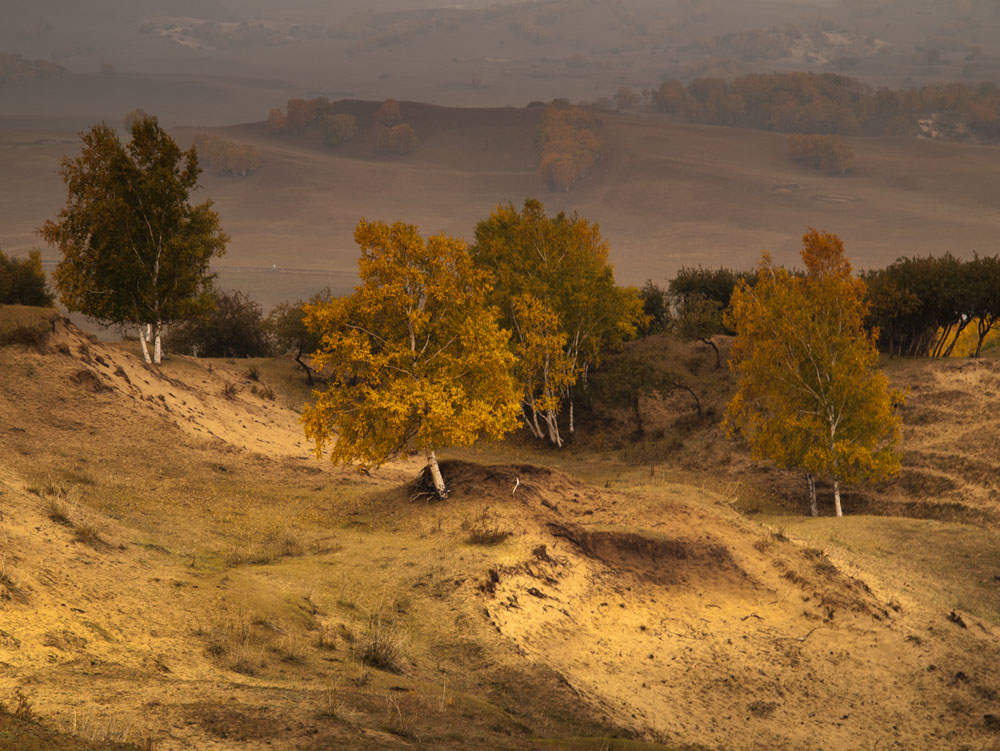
[73,523,110,550]
[463,507,513,546]
[356,608,405,674]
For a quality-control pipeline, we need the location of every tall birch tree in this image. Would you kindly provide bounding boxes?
[40,116,227,364]
[472,199,644,447]
[724,230,902,516]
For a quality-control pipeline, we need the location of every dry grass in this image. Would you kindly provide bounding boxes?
[72,523,110,551]
[463,507,513,546]
[0,556,29,604]
[355,606,406,674]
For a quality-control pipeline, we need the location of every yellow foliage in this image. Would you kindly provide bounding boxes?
[725,230,902,511]
[301,220,521,474]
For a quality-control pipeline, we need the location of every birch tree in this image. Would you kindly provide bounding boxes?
[301,219,520,498]
[472,199,644,447]
[40,116,227,364]
[724,229,902,516]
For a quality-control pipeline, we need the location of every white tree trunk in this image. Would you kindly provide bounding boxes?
[807,474,818,517]
[568,401,575,434]
[544,407,563,448]
[426,450,448,499]
[153,322,162,364]
[833,479,843,517]
[145,323,152,342]
[138,324,152,364]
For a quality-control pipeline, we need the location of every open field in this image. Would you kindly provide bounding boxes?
[3,307,1000,750]
[4,101,1000,314]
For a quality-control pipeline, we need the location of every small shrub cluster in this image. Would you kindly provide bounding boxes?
[192,133,261,177]
[166,289,272,358]
[0,248,54,306]
[787,133,854,174]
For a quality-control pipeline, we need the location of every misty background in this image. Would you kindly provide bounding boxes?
[2,0,999,320]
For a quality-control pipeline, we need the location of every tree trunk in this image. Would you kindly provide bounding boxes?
[568,400,575,434]
[833,479,843,517]
[138,324,152,364]
[153,322,162,364]
[702,338,721,369]
[426,450,448,499]
[942,319,970,358]
[807,474,818,517]
[544,407,563,448]
[522,401,544,440]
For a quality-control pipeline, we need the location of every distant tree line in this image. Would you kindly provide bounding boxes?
[0,52,63,83]
[265,97,415,154]
[192,134,261,177]
[653,72,1000,139]
[536,103,606,191]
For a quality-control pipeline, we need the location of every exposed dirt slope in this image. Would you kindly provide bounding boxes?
[3,311,1000,751]
[447,463,1000,751]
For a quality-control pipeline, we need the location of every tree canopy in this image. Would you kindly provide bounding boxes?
[725,229,902,516]
[472,199,644,447]
[40,116,228,364]
[302,219,520,498]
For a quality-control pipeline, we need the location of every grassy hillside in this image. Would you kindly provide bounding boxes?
[3,306,1000,750]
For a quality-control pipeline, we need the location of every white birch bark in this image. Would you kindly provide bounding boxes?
[426,450,448,499]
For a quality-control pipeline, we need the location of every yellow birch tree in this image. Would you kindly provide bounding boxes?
[724,229,902,516]
[301,219,520,498]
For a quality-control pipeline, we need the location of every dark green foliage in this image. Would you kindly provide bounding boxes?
[667,265,753,312]
[639,280,670,335]
[863,254,999,357]
[0,249,54,307]
[267,289,331,383]
[590,350,700,435]
[167,289,272,358]
[672,293,725,368]
[40,115,228,363]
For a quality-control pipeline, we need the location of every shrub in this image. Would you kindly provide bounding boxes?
[166,289,272,357]
[319,113,358,146]
[0,249,54,306]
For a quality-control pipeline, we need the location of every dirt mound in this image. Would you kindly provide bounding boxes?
[466,461,1000,751]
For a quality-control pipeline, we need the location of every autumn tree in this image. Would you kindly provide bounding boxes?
[301,220,520,498]
[122,108,150,130]
[319,113,358,146]
[40,116,228,364]
[725,229,902,517]
[472,199,645,447]
[192,134,260,176]
[384,123,417,154]
[265,107,287,134]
